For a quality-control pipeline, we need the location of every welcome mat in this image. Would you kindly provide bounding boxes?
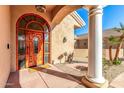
[28,68,37,73]
[40,63,51,68]
[28,63,51,73]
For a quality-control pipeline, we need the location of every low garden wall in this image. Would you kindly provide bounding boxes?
[73,49,124,61]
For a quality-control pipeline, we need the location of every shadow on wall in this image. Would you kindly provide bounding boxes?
[57,52,74,63]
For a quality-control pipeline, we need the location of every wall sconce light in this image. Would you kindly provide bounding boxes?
[7,43,10,49]
[35,5,46,13]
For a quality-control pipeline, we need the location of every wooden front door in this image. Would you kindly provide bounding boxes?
[26,30,44,68]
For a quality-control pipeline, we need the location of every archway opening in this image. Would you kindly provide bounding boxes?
[16,13,51,70]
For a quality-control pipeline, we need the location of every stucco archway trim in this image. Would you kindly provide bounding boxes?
[51,5,83,28]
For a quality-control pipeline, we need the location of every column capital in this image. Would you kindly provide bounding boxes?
[89,6,103,17]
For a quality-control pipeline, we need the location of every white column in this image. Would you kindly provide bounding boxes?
[86,6,105,83]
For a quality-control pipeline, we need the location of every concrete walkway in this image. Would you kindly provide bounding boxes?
[110,72,124,88]
[6,63,87,88]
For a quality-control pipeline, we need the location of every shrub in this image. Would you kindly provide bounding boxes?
[102,58,108,65]
[113,58,122,65]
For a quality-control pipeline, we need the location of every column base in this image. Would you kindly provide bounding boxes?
[81,76,109,88]
[85,75,106,84]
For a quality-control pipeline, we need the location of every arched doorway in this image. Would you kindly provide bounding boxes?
[16,13,51,70]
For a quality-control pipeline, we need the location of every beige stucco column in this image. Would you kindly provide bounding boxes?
[86,6,105,84]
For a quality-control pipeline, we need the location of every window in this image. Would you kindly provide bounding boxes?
[33,37,39,54]
[27,22,43,30]
[84,42,87,46]
[44,54,49,64]
[44,33,50,63]
[18,30,26,69]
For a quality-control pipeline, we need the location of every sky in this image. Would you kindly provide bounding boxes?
[75,5,124,36]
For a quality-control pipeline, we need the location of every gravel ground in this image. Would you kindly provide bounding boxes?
[54,62,124,87]
[103,62,124,83]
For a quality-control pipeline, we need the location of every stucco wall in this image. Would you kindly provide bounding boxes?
[103,49,124,60]
[75,39,88,49]
[10,5,52,72]
[0,6,11,87]
[73,49,124,62]
[51,14,79,64]
[74,49,88,58]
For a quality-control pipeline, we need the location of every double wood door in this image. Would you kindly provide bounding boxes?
[26,30,44,68]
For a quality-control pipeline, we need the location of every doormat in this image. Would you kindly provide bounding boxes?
[40,63,51,69]
[28,64,51,73]
[28,68,37,73]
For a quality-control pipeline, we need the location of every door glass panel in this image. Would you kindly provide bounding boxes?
[44,44,49,52]
[43,25,49,32]
[18,30,26,69]
[27,22,43,30]
[33,37,39,54]
[24,15,35,22]
[18,19,27,28]
[36,17,45,24]
[44,54,49,64]
[44,34,49,42]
